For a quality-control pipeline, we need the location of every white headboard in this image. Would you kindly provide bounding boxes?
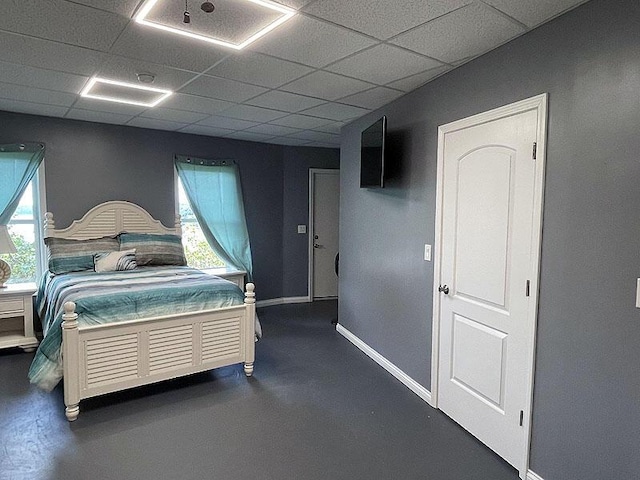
[44,201,181,240]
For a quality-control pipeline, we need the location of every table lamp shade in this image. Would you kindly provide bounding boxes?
[0,226,17,254]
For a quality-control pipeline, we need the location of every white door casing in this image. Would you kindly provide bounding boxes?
[431,94,547,479]
[308,169,340,299]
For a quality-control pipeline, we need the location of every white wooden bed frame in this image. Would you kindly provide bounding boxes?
[43,201,256,422]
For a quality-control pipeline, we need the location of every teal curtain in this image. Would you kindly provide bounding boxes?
[175,156,254,281]
[0,143,45,225]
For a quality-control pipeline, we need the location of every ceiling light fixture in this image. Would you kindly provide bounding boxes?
[80,77,173,108]
[134,0,296,50]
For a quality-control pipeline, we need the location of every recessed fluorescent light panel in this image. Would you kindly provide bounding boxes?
[134,0,296,50]
[80,77,173,107]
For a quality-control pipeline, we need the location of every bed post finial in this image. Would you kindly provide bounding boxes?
[244,283,255,304]
[62,302,78,329]
[44,212,55,237]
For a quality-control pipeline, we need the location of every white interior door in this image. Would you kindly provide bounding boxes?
[310,169,339,299]
[434,96,546,476]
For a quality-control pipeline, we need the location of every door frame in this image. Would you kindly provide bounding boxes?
[430,93,548,478]
[308,168,340,302]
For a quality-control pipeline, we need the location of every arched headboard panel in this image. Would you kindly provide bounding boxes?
[44,201,181,239]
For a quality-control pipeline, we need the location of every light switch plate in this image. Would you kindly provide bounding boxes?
[636,278,640,308]
[424,244,431,262]
[297,225,307,234]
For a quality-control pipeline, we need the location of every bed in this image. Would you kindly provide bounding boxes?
[31,201,257,421]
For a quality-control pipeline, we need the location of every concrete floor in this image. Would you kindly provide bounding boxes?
[0,301,519,480]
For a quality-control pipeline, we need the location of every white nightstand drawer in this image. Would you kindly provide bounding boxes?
[0,297,24,315]
[0,283,38,352]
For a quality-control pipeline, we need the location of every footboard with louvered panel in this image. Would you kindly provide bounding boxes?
[61,284,256,421]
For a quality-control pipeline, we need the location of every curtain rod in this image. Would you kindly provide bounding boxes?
[174,154,235,166]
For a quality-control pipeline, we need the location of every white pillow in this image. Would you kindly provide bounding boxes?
[94,249,137,273]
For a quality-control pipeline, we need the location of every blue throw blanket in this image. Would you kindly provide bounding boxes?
[29,266,251,391]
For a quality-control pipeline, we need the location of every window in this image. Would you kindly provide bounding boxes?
[0,169,45,284]
[177,177,225,269]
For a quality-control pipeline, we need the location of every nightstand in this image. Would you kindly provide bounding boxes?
[0,283,38,352]
[204,268,246,290]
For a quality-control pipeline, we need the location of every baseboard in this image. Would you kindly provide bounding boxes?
[527,470,544,480]
[256,296,310,308]
[336,323,433,406]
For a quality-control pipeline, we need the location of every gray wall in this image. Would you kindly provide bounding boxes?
[338,0,640,479]
[282,146,340,298]
[0,110,338,301]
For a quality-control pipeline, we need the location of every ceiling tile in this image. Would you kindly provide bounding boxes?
[206,52,313,88]
[386,65,451,92]
[246,90,326,113]
[160,93,235,115]
[0,82,77,107]
[300,102,369,121]
[197,116,259,130]
[484,0,587,28]
[140,107,208,124]
[72,97,146,116]
[219,104,287,122]
[178,124,236,137]
[304,0,470,40]
[270,114,332,129]
[281,71,372,101]
[0,31,107,76]
[272,0,314,9]
[127,117,188,131]
[250,15,376,67]
[391,3,525,63]
[0,98,68,118]
[245,124,302,136]
[98,55,198,91]
[310,121,344,134]
[225,131,275,142]
[338,87,405,109]
[327,44,443,85]
[181,75,267,103]
[267,136,312,146]
[0,61,87,94]
[110,24,229,72]
[0,0,128,51]
[304,142,340,148]
[65,108,134,125]
[287,130,340,143]
[69,0,146,17]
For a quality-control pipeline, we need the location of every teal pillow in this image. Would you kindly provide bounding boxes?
[45,236,119,274]
[119,233,186,266]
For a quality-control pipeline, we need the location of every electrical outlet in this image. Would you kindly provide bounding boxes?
[424,244,431,262]
[297,225,307,234]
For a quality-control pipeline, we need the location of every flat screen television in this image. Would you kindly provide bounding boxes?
[360,116,387,188]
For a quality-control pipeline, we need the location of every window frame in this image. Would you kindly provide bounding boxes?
[4,162,47,283]
[174,167,225,270]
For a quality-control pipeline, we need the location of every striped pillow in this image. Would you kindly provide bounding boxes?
[94,249,137,272]
[118,233,187,266]
[45,236,119,274]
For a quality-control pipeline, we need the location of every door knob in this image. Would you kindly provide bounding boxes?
[438,285,450,295]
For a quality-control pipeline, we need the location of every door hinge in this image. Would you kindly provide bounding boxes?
[519,410,524,427]
[532,142,537,160]
[525,280,530,297]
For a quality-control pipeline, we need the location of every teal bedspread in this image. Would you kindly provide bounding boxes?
[29,266,249,391]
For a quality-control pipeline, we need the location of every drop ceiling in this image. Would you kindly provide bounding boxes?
[0,0,589,148]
